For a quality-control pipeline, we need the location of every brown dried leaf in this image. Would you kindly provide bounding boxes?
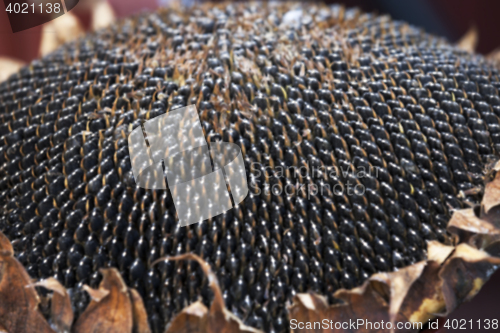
[289,287,392,333]
[164,302,207,333]
[448,169,500,248]
[129,289,151,333]
[0,232,13,255]
[399,261,445,324]
[288,294,339,333]
[447,208,500,242]
[399,242,497,324]
[439,243,500,313]
[483,167,500,214]
[435,175,500,315]
[156,253,262,333]
[0,232,55,333]
[482,236,500,257]
[289,237,500,333]
[370,261,427,324]
[1,232,153,332]
[73,268,133,333]
[427,241,455,264]
[33,278,74,333]
[457,26,478,52]
[83,284,110,302]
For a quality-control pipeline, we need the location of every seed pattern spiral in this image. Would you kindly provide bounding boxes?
[0,3,498,332]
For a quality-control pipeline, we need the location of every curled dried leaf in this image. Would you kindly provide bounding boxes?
[0,233,154,332]
[0,232,55,333]
[483,168,500,214]
[447,208,500,242]
[0,232,13,255]
[370,261,427,324]
[83,285,110,302]
[129,289,151,333]
[401,241,455,324]
[439,243,500,313]
[164,302,208,333]
[154,253,263,333]
[33,278,74,333]
[73,268,133,333]
[482,237,500,257]
[448,169,500,250]
[427,241,455,264]
[399,261,444,324]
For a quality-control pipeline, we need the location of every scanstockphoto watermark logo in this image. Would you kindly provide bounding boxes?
[128,105,248,227]
[128,105,380,226]
[3,0,79,33]
[248,161,380,200]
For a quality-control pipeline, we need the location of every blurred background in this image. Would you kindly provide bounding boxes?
[1,0,500,332]
[2,0,500,63]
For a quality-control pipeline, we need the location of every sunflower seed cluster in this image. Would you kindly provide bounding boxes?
[0,3,498,332]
